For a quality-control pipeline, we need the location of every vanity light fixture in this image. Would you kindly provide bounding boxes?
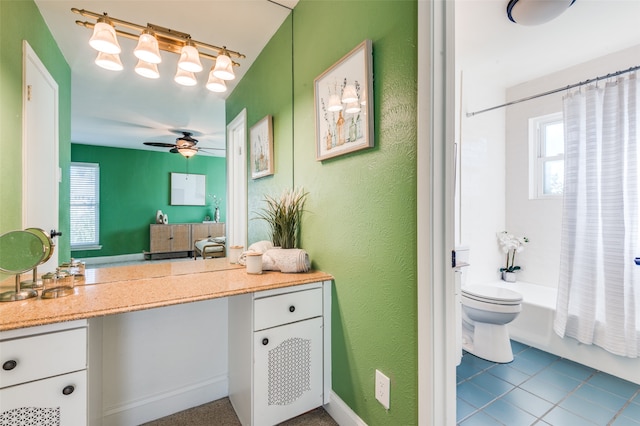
[89,18,121,54]
[178,41,203,73]
[133,30,161,64]
[174,67,198,86]
[95,52,123,71]
[135,59,160,79]
[327,94,343,112]
[345,102,361,114]
[206,72,227,93]
[341,84,358,104]
[73,7,245,93]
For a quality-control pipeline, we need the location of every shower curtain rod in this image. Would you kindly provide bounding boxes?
[466,64,640,118]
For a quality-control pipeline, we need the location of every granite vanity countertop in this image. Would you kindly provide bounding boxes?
[0,259,333,331]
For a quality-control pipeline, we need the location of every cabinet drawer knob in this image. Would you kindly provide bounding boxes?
[262,338,269,346]
[62,385,75,396]
[2,360,17,371]
[289,305,296,313]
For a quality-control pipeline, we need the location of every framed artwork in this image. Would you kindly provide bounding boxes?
[170,173,206,205]
[250,115,274,179]
[314,39,374,161]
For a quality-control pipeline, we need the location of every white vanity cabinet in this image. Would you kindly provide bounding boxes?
[0,320,87,425]
[229,281,331,426]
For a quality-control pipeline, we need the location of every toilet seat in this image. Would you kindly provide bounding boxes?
[462,285,522,306]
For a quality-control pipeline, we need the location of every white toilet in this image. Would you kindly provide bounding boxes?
[454,246,523,363]
[461,285,522,363]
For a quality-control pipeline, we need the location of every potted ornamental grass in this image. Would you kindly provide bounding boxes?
[256,187,308,249]
[497,231,529,282]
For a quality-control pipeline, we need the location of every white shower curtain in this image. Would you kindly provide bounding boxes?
[554,73,640,358]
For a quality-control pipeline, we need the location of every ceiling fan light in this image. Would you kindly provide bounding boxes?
[342,84,358,104]
[89,20,121,54]
[212,53,235,80]
[95,52,123,71]
[327,94,343,112]
[507,0,576,26]
[174,68,198,86]
[178,43,203,73]
[178,147,198,158]
[134,31,162,64]
[206,71,227,93]
[134,59,160,79]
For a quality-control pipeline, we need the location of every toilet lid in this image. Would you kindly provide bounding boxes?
[462,285,522,305]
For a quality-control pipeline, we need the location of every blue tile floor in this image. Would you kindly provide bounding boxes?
[457,341,640,425]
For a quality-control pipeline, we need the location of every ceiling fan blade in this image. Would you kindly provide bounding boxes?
[197,147,225,151]
[169,147,179,154]
[144,142,177,148]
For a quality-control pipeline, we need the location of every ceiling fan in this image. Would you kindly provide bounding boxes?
[143,131,223,157]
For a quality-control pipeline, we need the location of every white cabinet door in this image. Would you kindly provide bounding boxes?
[0,370,86,425]
[253,317,323,426]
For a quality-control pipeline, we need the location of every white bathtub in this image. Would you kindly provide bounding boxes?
[483,281,640,385]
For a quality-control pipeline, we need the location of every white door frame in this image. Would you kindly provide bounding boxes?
[226,109,248,249]
[22,41,59,271]
[418,0,456,425]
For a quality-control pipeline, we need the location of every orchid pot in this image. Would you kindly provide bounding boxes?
[502,271,517,282]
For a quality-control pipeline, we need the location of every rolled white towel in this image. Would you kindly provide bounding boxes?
[238,240,274,265]
[262,248,310,273]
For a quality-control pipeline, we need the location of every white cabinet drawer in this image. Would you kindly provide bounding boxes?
[0,327,86,389]
[254,288,323,331]
[0,370,87,426]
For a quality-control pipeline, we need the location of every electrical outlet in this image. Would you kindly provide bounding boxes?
[375,369,390,410]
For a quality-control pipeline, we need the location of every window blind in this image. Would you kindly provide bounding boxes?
[70,162,100,248]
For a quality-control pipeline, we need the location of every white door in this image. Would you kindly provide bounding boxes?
[226,109,248,249]
[23,41,59,272]
[417,1,457,425]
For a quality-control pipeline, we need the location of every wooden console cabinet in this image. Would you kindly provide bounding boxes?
[148,223,225,259]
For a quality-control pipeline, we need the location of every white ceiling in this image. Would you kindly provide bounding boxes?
[35,1,640,157]
[456,0,640,90]
[34,0,297,156]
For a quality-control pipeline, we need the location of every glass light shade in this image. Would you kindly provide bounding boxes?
[134,32,161,64]
[327,94,343,112]
[178,44,203,73]
[212,53,235,80]
[174,68,198,86]
[345,102,361,114]
[178,147,198,158]
[507,0,575,25]
[134,59,160,79]
[206,71,227,92]
[95,52,123,71]
[342,84,358,103]
[89,21,121,54]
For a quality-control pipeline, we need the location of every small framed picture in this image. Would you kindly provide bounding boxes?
[250,115,274,179]
[314,39,374,161]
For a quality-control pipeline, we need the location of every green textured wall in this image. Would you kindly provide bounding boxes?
[226,14,294,244]
[227,1,418,424]
[71,144,226,258]
[0,0,71,266]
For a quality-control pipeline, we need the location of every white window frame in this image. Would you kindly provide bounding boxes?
[529,112,564,199]
[70,162,101,250]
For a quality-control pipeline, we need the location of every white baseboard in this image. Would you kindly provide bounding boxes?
[101,375,228,426]
[81,253,146,266]
[324,391,368,426]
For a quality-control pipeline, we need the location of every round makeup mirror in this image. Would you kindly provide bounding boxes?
[20,228,55,288]
[0,230,45,301]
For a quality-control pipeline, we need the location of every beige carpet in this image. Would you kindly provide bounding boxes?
[141,397,338,426]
